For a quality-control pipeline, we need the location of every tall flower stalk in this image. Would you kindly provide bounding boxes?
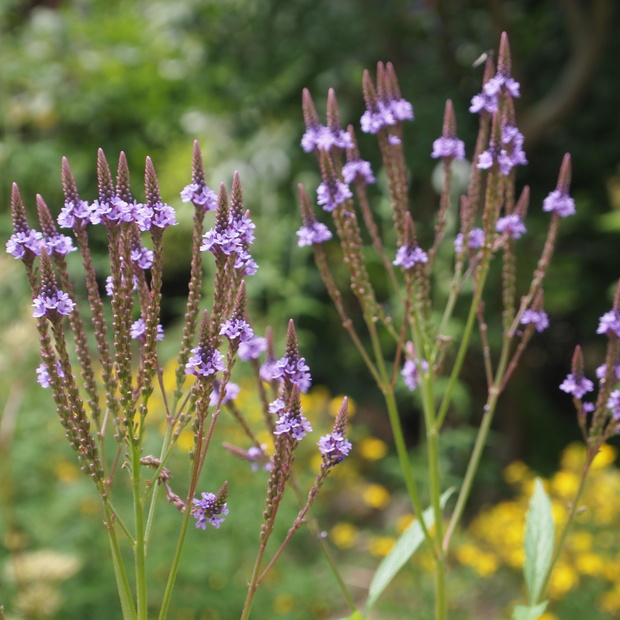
[297,32,598,618]
[8,147,352,620]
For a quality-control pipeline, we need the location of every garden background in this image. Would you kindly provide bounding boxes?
[1,0,620,618]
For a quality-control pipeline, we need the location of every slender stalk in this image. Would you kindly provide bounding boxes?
[102,498,137,620]
[536,451,594,602]
[157,498,194,620]
[131,448,148,620]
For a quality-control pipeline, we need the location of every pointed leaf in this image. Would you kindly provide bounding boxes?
[335,613,363,620]
[512,601,548,620]
[365,489,454,614]
[524,478,555,605]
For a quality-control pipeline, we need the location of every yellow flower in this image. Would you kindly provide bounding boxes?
[591,443,618,469]
[358,437,388,460]
[575,551,605,577]
[273,594,295,614]
[368,536,395,557]
[548,562,578,598]
[362,484,390,509]
[455,543,499,576]
[331,523,359,549]
[550,470,579,499]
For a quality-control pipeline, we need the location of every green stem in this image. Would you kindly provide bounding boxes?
[132,448,148,620]
[157,499,193,620]
[536,451,594,603]
[436,249,493,428]
[103,499,137,620]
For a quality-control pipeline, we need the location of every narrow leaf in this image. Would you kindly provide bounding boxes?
[524,477,555,604]
[365,488,454,614]
[512,601,549,620]
[336,613,363,620]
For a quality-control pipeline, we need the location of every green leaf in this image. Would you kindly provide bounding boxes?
[335,613,364,620]
[365,489,454,615]
[524,477,555,605]
[512,601,549,620]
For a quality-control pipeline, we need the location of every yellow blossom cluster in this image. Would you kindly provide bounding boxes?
[456,442,620,613]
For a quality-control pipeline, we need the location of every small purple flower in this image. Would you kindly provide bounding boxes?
[181,183,218,211]
[296,221,333,247]
[274,408,312,441]
[597,309,620,339]
[454,228,485,253]
[393,244,428,269]
[316,180,353,213]
[209,381,240,407]
[402,358,428,392]
[342,159,376,185]
[185,345,226,377]
[271,355,312,393]
[431,136,466,161]
[607,390,620,420]
[42,233,76,257]
[520,309,549,332]
[131,246,154,270]
[595,363,620,382]
[6,229,43,259]
[239,335,267,361]
[192,492,229,529]
[301,125,352,153]
[36,361,64,388]
[542,189,576,218]
[32,290,75,319]
[470,72,521,114]
[57,199,92,228]
[220,318,254,342]
[477,124,527,176]
[136,202,177,232]
[317,432,352,466]
[560,373,594,399]
[105,274,139,297]
[130,318,164,341]
[496,214,527,239]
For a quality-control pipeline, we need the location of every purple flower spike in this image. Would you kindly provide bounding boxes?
[296,221,333,247]
[274,408,313,441]
[478,124,527,175]
[57,199,93,229]
[209,381,240,407]
[542,189,576,218]
[559,373,594,399]
[393,244,428,269]
[607,390,620,420]
[342,159,376,185]
[130,318,164,342]
[316,180,353,213]
[597,309,620,339]
[192,490,229,530]
[520,309,549,332]
[238,335,267,361]
[431,136,466,161]
[185,344,226,377]
[220,317,254,342]
[36,361,64,388]
[32,290,75,319]
[496,214,527,239]
[317,432,352,465]
[402,357,429,392]
[181,183,218,211]
[131,246,154,270]
[6,229,43,260]
[454,228,485,253]
[271,355,312,393]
